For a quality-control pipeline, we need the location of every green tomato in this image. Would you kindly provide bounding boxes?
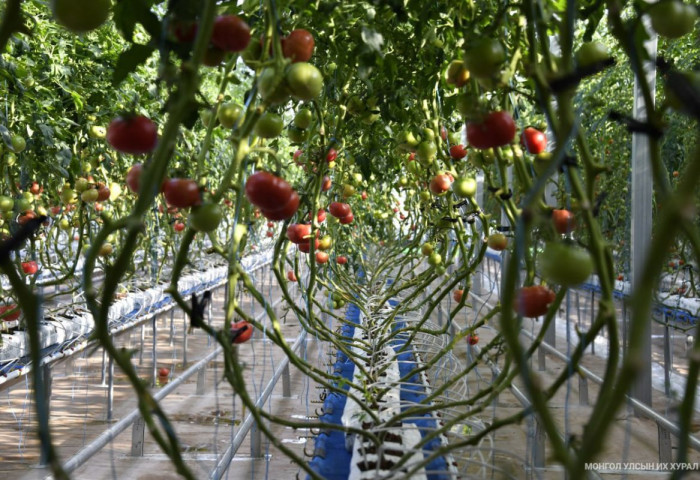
[648,1,698,39]
[254,113,284,138]
[190,203,223,232]
[287,126,309,143]
[539,242,594,286]
[61,188,77,204]
[575,42,610,68]
[416,140,437,165]
[294,108,313,129]
[533,152,553,176]
[428,251,442,266]
[17,198,32,212]
[51,0,111,33]
[75,177,89,193]
[397,130,420,149]
[217,102,243,129]
[258,67,291,105]
[454,177,477,198]
[88,125,106,139]
[58,218,71,230]
[81,188,99,203]
[407,161,421,175]
[421,242,434,256]
[464,39,505,79]
[5,152,16,166]
[0,196,13,212]
[11,135,26,153]
[419,191,431,202]
[286,62,324,101]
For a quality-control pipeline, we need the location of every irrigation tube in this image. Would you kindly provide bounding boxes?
[209,329,307,480]
[52,287,287,478]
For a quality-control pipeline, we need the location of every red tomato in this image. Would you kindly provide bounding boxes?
[18,211,38,225]
[266,231,274,237]
[29,182,41,195]
[449,144,467,160]
[361,191,368,200]
[107,116,158,155]
[298,237,320,253]
[287,270,298,282]
[174,221,186,232]
[552,209,575,234]
[22,261,38,275]
[316,209,326,223]
[467,334,479,345]
[126,163,143,193]
[521,127,547,154]
[231,320,253,343]
[50,206,61,215]
[172,21,197,43]
[466,111,516,149]
[429,174,452,195]
[339,213,354,224]
[245,171,294,212]
[261,191,300,221]
[326,148,338,163]
[96,183,110,202]
[294,149,304,163]
[158,367,170,377]
[0,305,20,321]
[282,29,315,63]
[516,285,555,318]
[287,223,312,244]
[267,221,274,228]
[211,15,251,52]
[336,255,348,265]
[329,202,351,218]
[315,251,330,264]
[163,179,201,208]
[453,289,464,302]
[322,176,332,192]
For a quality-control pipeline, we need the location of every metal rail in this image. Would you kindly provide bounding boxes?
[51,277,287,477]
[209,330,306,480]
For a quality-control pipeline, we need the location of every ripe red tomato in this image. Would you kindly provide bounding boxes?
[336,255,348,265]
[282,29,315,63]
[516,285,555,317]
[158,367,170,377]
[339,213,354,224]
[231,320,253,344]
[29,182,41,195]
[22,261,38,275]
[316,209,326,223]
[0,305,20,321]
[18,210,38,225]
[163,178,201,208]
[298,237,320,253]
[429,174,452,195]
[453,289,464,302]
[521,127,547,154]
[552,209,575,234]
[125,163,143,193]
[466,111,516,149]
[322,176,332,192]
[174,221,186,232]
[467,334,479,345]
[107,116,158,155]
[329,202,351,218]
[260,191,300,221]
[287,270,298,282]
[449,144,467,160]
[361,191,368,200]
[326,148,338,163]
[211,15,251,52]
[286,223,312,244]
[96,183,110,202]
[315,251,329,264]
[245,171,294,212]
[266,221,274,228]
[172,20,197,43]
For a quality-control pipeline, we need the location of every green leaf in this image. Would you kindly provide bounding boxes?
[113,44,156,86]
[355,154,373,181]
[113,0,162,41]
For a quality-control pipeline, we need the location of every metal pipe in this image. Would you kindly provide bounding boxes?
[209,331,307,480]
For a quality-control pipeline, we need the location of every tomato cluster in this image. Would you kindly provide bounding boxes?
[245,172,300,221]
[329,202,354,224]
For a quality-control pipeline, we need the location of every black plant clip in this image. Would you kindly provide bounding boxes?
[189,290,211,329]
[0,215,47,262]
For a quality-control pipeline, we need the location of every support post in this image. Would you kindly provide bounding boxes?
[658,422,673,463]
[534,418,546,468]
[107,356,114,421]
[579,375,589,406]
[169,309,175,346]
[664,323,671,396]
[131,416,145,457]
[152,317,158,388]
[138,325,145,365]
[282,363,291,398]
[183,311,188,366]
[250,423,263,458]
[630,19,657,410]
[196,365,207,395]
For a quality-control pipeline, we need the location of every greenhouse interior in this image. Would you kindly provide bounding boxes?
[0,0,699,479]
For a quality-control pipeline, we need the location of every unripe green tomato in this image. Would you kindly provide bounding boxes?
[421,242,434,256]
[75,178,89,192]
[416,140,437,165]
[419,191,431,202]
[539,242,594,286]
[72,216,80,227]
[407,161,421,175]
[109,183,122,201]
[5,152,17,166]
[61,188,77,204]
[81,188,99,203]
[352,173,363,184]
[294,108,313,129]
[2,210,12,221]
[435,265,447,275]
[428,251,442,266]
[98,243,113,256]
[217,102,243,129]
[453,177,477,198]
[88,125,106,139]
[22,191,34,202]
[17,198,32,213]
[398,176,408,187]
[190,203,223,232]
[0,196,14,212]
[11,135,26,153]
[58,218,71,230]
[36,205,48,216]
[287,126,309,143]
[342,184,356,198]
